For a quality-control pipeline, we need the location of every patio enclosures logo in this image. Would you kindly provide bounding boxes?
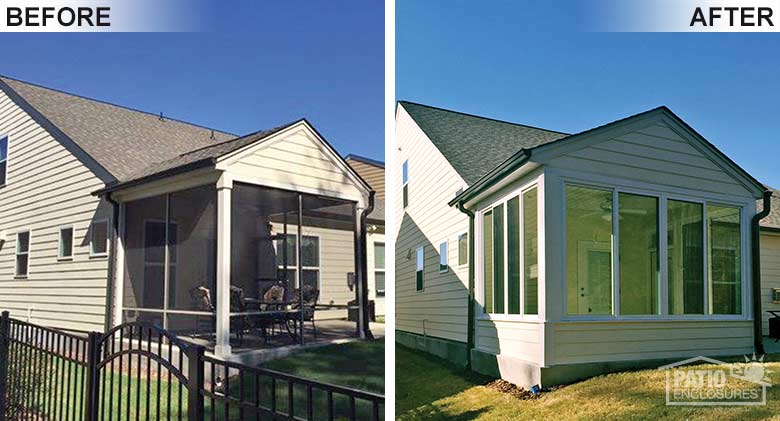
[660,355,772,406]
[593,0,780,32]
[0,0,211,32]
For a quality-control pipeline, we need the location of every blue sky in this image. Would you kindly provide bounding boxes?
[0,1,384,162]
[397,0,780,187]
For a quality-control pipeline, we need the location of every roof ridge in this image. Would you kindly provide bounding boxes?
[176,119,303,157]
[398,100,571,136]
[0,73,238,137]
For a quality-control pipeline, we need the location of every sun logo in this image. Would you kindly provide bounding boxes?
[730,354,772,386]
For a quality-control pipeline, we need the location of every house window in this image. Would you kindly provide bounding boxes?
[618,193,659,315]
[523,188,538,315]
[15,231,30,277]
[402,160,409,208]
[58,227,74,260]
[439,241,448,273]
[458,233,468,266]
[0,136,7,186]
[708,204,741,315]
[507,197,520,314]
[482,210,494,313]
[90,220,109,256]
[566,185,613,315]
[275,234,320,290]
[415,246,424,291]
[375,242,385,296]
[564,183,745,317]
[668,200,704,314]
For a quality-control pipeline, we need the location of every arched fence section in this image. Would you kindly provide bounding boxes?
[0,312,384,421]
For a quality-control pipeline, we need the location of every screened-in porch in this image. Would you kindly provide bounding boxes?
[118,180,374,357]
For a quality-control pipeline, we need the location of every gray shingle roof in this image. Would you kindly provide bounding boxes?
[759,187,780,230]
[0,76,236,182]
[399,101,569,185]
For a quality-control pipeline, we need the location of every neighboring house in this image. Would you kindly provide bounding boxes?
[0,75,377,359]
[395,100,774,388]
[345,154,386,316]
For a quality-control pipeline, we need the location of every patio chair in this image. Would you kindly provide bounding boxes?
[189,286,215,337]
[291,285,320,340]
[230,285,250,347]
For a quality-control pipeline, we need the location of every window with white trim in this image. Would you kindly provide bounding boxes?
[439,241,448,273]
[275,234,320,291]
[0,136,7,186]
[402,160,409,209]
[58,227,74,260]
[90,220,109,256]
[15,231,29,277]
[480,186,539,316]
[374,242,385,296]
[564,183,744,317]
[458,233,468,266]
[415,246,424,291]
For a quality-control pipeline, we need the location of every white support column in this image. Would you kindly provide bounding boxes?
[215,173,233,357]
[112,202,126,328]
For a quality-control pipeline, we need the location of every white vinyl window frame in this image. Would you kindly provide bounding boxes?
[475,177,542,321]
[374,241,385,296]
[0,134,8,188]
[274,233,322,290]
[402,160,409,209]
[439,240,449,273]
[57,225,75,261]
[15,230,30,278]
[415,246,424,291]
[558,174,751,322]
[457,232,469,267]
[89,219,110,258]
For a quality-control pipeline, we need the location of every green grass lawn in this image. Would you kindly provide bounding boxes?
[397,344,780,421]
[11,340,384,420]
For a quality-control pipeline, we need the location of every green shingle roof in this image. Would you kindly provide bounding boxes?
[399,101,569,185]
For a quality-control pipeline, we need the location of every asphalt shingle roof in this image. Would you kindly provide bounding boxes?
[759,187,780,230]
[0,76,236,182]
[399,101,569,185]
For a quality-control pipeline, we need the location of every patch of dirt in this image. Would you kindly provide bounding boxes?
[486,379,540,400]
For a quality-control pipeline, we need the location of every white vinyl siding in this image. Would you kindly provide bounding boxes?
[0,88,111,331]
[760,231,780,336]
[395,105,470,343]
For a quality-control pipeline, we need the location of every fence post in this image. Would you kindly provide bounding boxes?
[0,311,10,420]
[84,331,101,421]
[187,344,205,421]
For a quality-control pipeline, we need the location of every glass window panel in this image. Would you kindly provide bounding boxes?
[302,269,319,291]
[458,233,468,266]
[0,161,6,186]
[59,227,73,258]
[15,255,28,277]
[274,234,297,267]
[403,185,408,208]
[483,211,493,313]
[124,195,167,309]
[566,185,613,315]
[668,200,704,315]
[375,272,385,296]
[439,241,448,272]
[507,197,521,314]
[301,236,319,267]
[0,137,7,160]
[618,193,659,315]
[416,246,424,291]
[168,185,217,311]
[402,160,408,184]
[91,220,108,255]
[493,204,504,314]
[374,243,385,269]
[708,204,741,315]
[524,188,539,315]
[17,231,29,253]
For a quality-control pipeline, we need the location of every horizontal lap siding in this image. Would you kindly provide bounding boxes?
[760,232,780,336]
[347,159,384,199]
[395,106,469,343]
[476,319,542,363]
[550,321,753,365]
[227,131,363,200]
[0,90,110,332]
[547,123,752,197]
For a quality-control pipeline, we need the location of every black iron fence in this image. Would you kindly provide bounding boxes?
[0,312,384,421]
